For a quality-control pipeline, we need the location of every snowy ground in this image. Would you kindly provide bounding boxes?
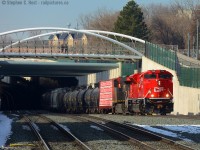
[135,124,200,142]
[0,112,12,148]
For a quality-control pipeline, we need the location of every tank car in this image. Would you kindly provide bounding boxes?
[83,85,94,113]
[49,88,66,111]
[76,86,87,113]
[90,83,99,113]
[41,91,52,110]
[70,88,80,113]
[50,88,59,111]
[56,88,67,112]
[63,89,73,113]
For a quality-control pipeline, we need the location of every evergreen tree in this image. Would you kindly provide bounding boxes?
[113,0,149,40]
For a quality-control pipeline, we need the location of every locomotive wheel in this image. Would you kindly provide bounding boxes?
[121,103,126,114]
[161,112,166,115]
[160,109,167,115]
[139,102,146,115]
[91,109,95,114]
[86,108,89,114]
[112,105,116,114]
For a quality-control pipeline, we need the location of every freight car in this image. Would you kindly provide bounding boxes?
[41,70,173,115]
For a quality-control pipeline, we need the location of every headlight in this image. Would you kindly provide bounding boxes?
[166,94,169,98]
[150,94,154,97]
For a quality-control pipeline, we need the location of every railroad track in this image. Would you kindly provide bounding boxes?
[67,115,158,150]
[24,114,91,150]
[77,115,195,150]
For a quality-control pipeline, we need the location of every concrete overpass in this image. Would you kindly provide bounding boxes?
[0,58,118,77]
[0,27,144,78]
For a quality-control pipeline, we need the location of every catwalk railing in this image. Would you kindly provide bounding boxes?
[0,40,144,62]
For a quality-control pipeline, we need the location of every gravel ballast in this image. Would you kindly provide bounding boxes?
[3,113,200,150]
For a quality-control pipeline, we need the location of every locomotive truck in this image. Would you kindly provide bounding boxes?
[41,70,174,115]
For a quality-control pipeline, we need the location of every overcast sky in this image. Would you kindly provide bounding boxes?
[0,0,172,32]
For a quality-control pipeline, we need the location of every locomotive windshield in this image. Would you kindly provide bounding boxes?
[159,74,172,79]
[144,74,156,79]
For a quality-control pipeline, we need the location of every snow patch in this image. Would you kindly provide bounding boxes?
[51,125,58,130]
[0,112,13,147]
[90,125,104,131]
[22,125,31,131]
[135,124,195,142]
[59,124,71,132]
[32,122,40,132]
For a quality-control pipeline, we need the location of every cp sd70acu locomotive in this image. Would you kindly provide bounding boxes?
[41,70,174,115]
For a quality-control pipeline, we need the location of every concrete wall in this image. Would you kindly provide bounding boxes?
[76,63,121,87]
[142,56,200,115]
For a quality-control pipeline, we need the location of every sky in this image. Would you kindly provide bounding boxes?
[0,0,172,33]
[0,112,200,148]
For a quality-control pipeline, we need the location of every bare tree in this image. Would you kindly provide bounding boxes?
[143,3,193,49]
[171,0,200,48]
[79,7,119,31]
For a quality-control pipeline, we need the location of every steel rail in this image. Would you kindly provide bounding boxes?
[39,115,92,150]
[70,115,156,150]
[23,115,50,150]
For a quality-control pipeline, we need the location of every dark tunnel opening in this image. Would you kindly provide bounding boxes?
[0,76,78,111]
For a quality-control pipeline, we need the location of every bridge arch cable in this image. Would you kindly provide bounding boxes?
[0,27,144,57]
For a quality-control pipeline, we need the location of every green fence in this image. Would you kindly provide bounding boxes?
[121,62,139,76]
[179,67,200,88]
[145,42,177,70]
[145,42,200,88]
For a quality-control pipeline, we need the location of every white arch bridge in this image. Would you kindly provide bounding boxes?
[0,27,145,76]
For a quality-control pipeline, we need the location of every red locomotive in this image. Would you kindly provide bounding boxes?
[99,70,173,115]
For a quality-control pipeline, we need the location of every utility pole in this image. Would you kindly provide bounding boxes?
[66,23,71,28]
[188,33,190,57]
[197,19,199,59]
[76,23,79,29]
